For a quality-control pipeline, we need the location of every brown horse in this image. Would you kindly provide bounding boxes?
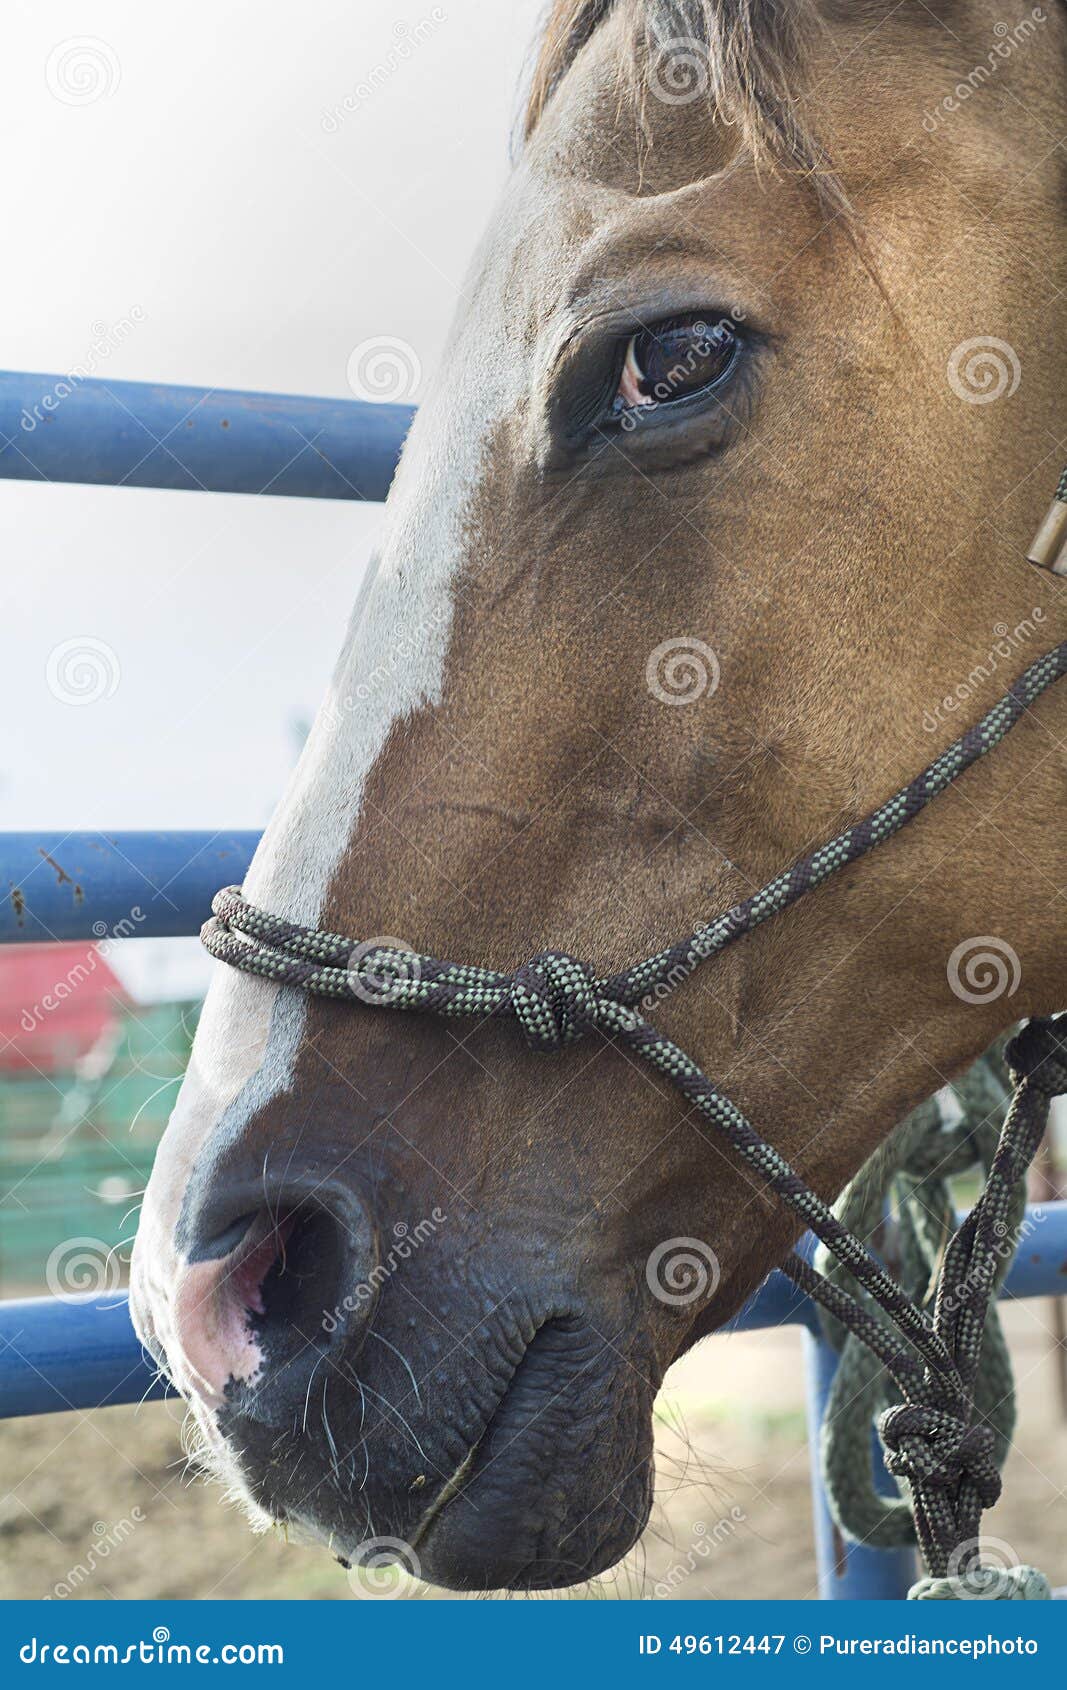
[131,0,1067,1591]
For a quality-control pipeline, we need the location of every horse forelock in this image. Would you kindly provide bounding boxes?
[525,1,819,157]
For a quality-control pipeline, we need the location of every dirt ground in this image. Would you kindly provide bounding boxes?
[1,1302,1064,1603]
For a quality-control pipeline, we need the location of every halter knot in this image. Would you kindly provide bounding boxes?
[878,1403,1001,1506]
[509,952,600,1052]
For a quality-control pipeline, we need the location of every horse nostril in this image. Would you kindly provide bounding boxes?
[194,1210,260,1263]
[173,1182,379,1421]
[247,1205,343,1337]
[229,1211,297,1321]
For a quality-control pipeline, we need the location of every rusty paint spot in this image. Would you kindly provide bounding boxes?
[73,883,84,904]
[10,886,25,923]
[37,848,72,887]
[1059,1259,1067,1277]
[220,418,230,429]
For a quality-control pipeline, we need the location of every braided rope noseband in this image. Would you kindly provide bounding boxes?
[202,530,1067,1595]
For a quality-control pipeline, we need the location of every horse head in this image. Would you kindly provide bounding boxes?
[131,0,1067,1590]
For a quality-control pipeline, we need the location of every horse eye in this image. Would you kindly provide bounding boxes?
[613,315,739,416]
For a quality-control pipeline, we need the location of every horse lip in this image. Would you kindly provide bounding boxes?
[409,1315,553,1551]
[263,1357,526,1569]
[404,1315,650,1590]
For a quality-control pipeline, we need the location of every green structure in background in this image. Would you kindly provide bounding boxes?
[0,1002,197,1292]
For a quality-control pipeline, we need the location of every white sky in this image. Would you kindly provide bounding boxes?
[0,2,543,997]
[0,0,544,833]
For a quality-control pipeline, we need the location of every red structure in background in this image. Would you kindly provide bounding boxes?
[0,943,127,1075]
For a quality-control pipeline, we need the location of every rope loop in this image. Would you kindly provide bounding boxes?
[509,952,599,1051]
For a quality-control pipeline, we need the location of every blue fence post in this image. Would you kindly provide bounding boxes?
[803,1330,916,1599]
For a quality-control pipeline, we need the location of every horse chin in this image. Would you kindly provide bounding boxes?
[211,1313,657,1593]
[410,1327,656,1592]
[415,1469,651,1593]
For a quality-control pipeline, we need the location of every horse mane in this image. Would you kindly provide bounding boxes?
[524,0,841,207]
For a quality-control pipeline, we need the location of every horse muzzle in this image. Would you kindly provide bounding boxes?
[133,1178,657,1590]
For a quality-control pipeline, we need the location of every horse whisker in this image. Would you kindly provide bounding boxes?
[367,1329,422,1407]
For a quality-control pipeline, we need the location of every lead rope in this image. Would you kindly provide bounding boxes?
[799,1023,1064,1599]
[815,1052,1021,1555]
[203,480,1067,1599]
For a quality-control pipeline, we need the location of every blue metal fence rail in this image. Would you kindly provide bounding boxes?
[0,831,260,943]
[0,1294,172,1417]
[1,367,1062,1603]
[0,372,414,501]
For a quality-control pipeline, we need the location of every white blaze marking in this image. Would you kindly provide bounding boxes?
[132,186,538,1366]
